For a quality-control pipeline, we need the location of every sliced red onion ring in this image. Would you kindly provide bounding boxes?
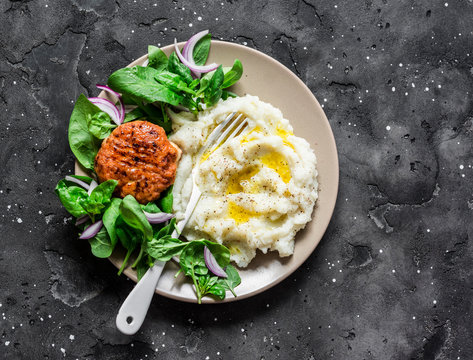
[88,97,121,126]
[79,220,103,240]
[65,175,90,190]
[75,215,89,226]
[182,30,210,78]
[204,246,228,278]
[174,39,219,74]
[96,84,125,125]
[143,211,174,224]
[88,180,98,196]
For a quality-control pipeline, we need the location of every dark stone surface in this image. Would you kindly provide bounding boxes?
[1,0,473,359]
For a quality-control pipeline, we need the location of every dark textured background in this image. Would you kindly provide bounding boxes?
[1,0,473,359]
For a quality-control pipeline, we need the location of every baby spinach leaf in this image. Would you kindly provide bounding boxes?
[102,197,122,247]
[192,33,212,66]
[82,180,118,215]
[148,45,168,72]
[108,66,183,106]
[120,195,153,241]
[168,52,193,84]
[157,186,173,213]
[204,66,224,107]
[221,90,238,100]
[217,264,241,297]
[207,282,226,300]
[142,202,161,213]
[124,107,146,123]
[115,215,141,275]
[88,226,114,258]
[68,94,102,170]
[146,235,186,261]
[55,180,89,218]
[87,111,116,139]
[155,71,196,95]
[136,256,150,281]
[153,218,177,240]
[221,59,243,89]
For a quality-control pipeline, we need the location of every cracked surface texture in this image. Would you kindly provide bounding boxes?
[1,0,473,359]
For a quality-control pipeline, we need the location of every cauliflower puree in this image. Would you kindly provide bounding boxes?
[169,95,318,267]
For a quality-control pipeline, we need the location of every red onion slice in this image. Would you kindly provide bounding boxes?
[65,175,90,190]
[182,30,210,78]
[87,180,98,196]
[79,220,103,240]
[88,97,121,126]
[96,84,125,125]
[174,39,219,74]
[204,246,228,278]
[75,215,89,226]
[143,211,174,224]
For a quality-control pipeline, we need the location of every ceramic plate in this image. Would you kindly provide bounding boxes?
[75,40,339,303]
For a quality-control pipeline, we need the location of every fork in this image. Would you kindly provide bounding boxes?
[116,112,247,335]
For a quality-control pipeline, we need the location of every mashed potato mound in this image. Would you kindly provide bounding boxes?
[169,95,318,267]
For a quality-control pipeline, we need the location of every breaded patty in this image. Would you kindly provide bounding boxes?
[95,121,181,204]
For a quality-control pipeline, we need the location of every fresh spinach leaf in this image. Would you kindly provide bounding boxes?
[217,264,241,297]
[142,202,161,213]
[102,197,122,247]
[115,215,141,275]
[221,90,238,100]
[157,186,173,213]
[55,180,89,218]
[168,52,193,84]
[154,218,177,239]
[136,255,150,281]
[108,66,183,106]
[87,111,116,139]
[192,34,212,66]
[68,94,102,170]
[120,195,153,241]
[88,226,114,258]
[146,235,186,261]
[204,65,224,107]
[82,180,118,216]
[221,59,243,89]
[155,71,196,95]
[124,107,146,123]
[148,45,168,72]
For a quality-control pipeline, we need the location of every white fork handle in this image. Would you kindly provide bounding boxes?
[116,260,165,335]
[116,181,202,334]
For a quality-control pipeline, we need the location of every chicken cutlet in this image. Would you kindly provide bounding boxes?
[94,121,181,204]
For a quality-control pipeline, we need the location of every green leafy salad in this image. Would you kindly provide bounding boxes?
[55,30,243,303]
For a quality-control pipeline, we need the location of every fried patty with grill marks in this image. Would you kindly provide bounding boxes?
[94,121,181,204]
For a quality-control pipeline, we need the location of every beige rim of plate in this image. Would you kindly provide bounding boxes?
[75,40,339,303]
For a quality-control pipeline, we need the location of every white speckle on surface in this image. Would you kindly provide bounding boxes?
[61,348,66,355]
[5,341,10,346]
[433,300,437,304]
[399,63,403,67]
[332,278,336,283]
[391,86,395,92]
[69,335,75,341]
[427,229,430,233]
[445,2,448,7]
[425,87,430,91]
[413,316,416,320]
[459,164,464,170]
[417,269,421,274]
[17,218,22,223]
[386,125,391,131]
[379,249,383,253]
[392,269,396,273]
